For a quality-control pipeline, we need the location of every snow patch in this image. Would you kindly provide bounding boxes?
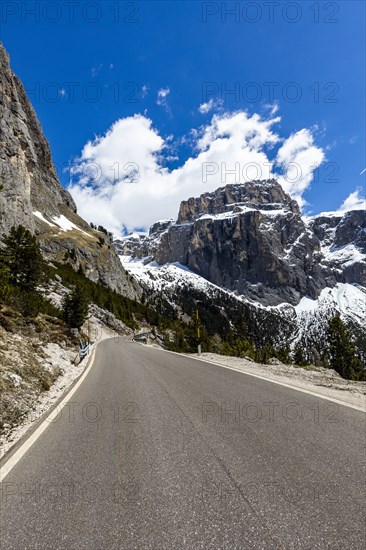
[293,284,366,322]
[51,215,89,236]
[33,212,90,236]
[321,243,366,267]
[197,206,288,223]
[33,211,57,227]
[295,296,318,313]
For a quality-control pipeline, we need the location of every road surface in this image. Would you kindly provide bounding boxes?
[1,339,365,549]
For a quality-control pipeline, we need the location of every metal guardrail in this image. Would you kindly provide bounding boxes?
[133,331,152,341]
[79,341,90,359]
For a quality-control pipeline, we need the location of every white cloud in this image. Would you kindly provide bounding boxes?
[68,111,326,236]
[275,128,325,207]
[70,115,164,186]
[156,87,171,114]
[197,111,280,152]
[141,85,149,98]
[263,102,279,116]
[336,189,365,213]
[157,87,169,100]
[198,98,223,114]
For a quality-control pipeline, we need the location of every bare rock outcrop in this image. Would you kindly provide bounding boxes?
[0,43,139,299]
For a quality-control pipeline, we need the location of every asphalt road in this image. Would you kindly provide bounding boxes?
[1,339,365,549]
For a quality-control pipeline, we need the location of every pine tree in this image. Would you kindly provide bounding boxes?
[309,346,322,367]
[18,290,46,317]
[0,257,11,302]
[327,315,364,380]
[294,344,306,366]
[275,345,291,364]
[1,226,45,292]
[62,285,89,329]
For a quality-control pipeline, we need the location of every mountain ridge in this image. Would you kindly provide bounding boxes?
[116,180,366,306]
[0,43,138,299]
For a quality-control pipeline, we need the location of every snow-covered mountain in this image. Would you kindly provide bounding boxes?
[116,180,365,304]
[116,180,366,361]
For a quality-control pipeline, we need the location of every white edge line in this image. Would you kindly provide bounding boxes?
[2,338,364,483]
[138,343,366,413]
[0,343,99,483]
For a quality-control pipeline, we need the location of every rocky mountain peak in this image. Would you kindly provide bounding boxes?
[116,179,365,306]
[177,179,300,224]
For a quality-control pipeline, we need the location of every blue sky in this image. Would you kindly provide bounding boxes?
[2,0,365,232]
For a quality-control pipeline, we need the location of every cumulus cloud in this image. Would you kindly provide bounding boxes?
[336,189,365,213]
[275,128,325,208]
[68,111,326,236]
[72,115,163,184]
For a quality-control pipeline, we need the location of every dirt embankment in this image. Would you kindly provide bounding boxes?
[0,301,132,459]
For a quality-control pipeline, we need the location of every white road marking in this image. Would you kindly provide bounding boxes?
[0,344,99,483]
[143,344,366,413]
[2,339,364,483]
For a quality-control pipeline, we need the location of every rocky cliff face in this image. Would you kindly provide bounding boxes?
[176,181,300,223]
[0,45,76,231]
[311,210,366,286]
[0,43,138,298]
[116,180,365,306]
